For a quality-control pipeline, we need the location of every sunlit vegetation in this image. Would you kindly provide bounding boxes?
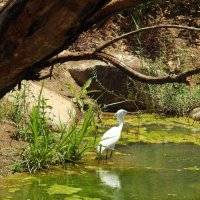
[124,56,200,116]
[0,83,98,173]
[22,92,97,173]
[0,75,200,175]
[143,83,200,116]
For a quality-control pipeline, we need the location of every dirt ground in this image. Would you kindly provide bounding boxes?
[0,122,26,177]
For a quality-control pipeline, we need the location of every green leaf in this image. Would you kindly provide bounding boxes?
[80,79,92,96]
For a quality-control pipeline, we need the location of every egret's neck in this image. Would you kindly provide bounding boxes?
[117,116,124,129]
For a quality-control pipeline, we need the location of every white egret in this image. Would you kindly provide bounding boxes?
[97,109,130,158]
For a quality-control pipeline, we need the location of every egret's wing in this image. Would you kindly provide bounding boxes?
[101,126,119,139]
[99,126,121,148]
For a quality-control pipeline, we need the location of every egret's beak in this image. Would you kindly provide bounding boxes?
[113,112,117,118]
[126,111,132,115]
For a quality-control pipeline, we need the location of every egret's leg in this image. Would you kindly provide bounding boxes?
[106,149,108,160]
[110,145,115,158]
[110,150,113,158]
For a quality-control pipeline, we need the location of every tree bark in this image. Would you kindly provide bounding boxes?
[0,0,110,97]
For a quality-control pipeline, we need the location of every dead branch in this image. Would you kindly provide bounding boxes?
[41,49,200,85]
[94,52,200,84]
[40,24,200,85]
[96,25,200,52]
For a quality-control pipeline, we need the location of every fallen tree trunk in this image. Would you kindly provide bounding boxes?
[0,0,110,97]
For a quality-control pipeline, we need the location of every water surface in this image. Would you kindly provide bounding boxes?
[1,143,200,200]
[1,113,200,200]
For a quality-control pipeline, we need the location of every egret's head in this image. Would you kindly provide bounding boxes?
[115,109,128,117]
[114,109,130,123]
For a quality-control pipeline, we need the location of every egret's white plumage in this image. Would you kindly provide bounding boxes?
[97,109,129,156]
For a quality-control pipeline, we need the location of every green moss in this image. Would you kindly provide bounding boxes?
[65,195,101,200]
[101,113,200,146]
[23,176,38,181]
[65,195,82,200]
[8,188,19,193]
[47,184,82,195]
[2,196,12,200]
[184,167,200,171]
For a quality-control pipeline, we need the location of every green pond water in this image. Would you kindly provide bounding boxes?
[1,114,200,200]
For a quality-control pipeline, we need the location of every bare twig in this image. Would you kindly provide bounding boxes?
[95,25,200,52]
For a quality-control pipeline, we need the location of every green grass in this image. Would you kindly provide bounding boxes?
[0,82,98,173]
[20,86,97,173]
[57,108,97,163]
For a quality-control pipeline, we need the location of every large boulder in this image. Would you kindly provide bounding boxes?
[8,81,76,129]
[65,52,147,110]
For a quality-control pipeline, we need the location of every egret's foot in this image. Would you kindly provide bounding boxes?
[95,155,107,160]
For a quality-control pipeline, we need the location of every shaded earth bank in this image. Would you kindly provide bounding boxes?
[0,122,26,177]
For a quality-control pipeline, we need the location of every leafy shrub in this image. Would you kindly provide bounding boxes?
[143,83,200,116]
[66,78,100,112]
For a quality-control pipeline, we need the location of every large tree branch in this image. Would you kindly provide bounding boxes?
[94,52,200,84]
[41,50,199,85]
[39,24,200,85]
[0,0,109,98]
[0,1,199,97]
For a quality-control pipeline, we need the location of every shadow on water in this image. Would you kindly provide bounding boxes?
[1,113,200,199]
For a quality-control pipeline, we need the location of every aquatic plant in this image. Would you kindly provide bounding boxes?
[47,184,82,195]
[101,113,200,146]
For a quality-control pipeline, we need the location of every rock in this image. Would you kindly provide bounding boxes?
[8,81,76,130]
[64,52,147,110]
[190,107,200,120]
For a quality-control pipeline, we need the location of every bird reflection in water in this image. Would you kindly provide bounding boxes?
[98,169,121,189]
